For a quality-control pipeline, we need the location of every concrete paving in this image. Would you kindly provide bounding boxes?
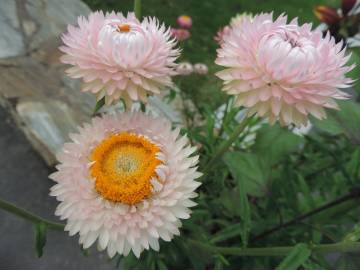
[0,106,117,270]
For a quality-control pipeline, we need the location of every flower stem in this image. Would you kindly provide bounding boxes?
[134,0,141,20]
[0,198,65,231]
[189,239,360,257]
[251,187,360,242]
[201,115,253,179]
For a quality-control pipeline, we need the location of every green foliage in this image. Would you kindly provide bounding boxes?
[78,1,360,269]
[34,222,47,258]
[275,244,311,270]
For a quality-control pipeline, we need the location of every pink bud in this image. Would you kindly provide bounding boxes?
[177,15,192,29]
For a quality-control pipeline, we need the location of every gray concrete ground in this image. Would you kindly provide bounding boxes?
[0,106,117,270]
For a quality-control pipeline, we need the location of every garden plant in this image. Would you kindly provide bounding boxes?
[1,0,360,269]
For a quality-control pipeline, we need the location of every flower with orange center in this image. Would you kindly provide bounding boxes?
[90,133,162,205]
[50,112,201,258]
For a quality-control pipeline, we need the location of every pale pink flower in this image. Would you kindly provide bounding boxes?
[170,28,191,41]
[50,112,201,258]
[216,13,354,126]
[60,11,179,105]
[194,63,208,75]
[214,26,231,45]
[176,62,193,75]
[177,15,192,29]
[214,13,252,45]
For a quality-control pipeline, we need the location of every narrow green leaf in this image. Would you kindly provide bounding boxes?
[302,259,327,270]
[157,260,168,270]
[93,97,105,115]
[214,259,224,270]
[223,152,252,246]
[335,255,360,270]
[35,222,47,258]
[311,100,360,144]
[275,243,311,270]
[210,223,243,244]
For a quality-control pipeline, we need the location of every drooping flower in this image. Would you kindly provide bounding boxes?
[60,11,179,105]
[193,63,208,75]
[50,112,201,258]
[170,28,191,41]
[177,15,192,29]
[216,13,354,126]
[176,62,193,75]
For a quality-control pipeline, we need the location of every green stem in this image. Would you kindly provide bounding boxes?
[134,0,141,20]
[0,198,65,231]
[201,115,253,179]
[189,240,360,257]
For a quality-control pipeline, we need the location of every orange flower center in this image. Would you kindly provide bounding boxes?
[90,132,161,205]
[117,24,131,33]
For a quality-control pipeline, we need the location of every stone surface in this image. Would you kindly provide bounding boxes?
[0,0,95,165]
[0,0,25,58]
[0,106,117,270]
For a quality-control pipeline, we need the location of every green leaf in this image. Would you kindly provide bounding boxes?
[223,152,270,197]
[210,223,243,244]
[335,255,360,270]
[34,222,47,258]
[253,124,304,165]
[302,259,327,270]
[347,48,360,92]
[157,260,168,270]
[311,100,360,144]
[93,97,105,115]
[275,243,311,270]
[223,152,252,246]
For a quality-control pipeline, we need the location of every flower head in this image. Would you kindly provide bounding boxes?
[177,15,192,29]
[194,63,208,75]
[170,28,191,41]
[216,13,354,126]
[60,11,179,105]
[50,112,201,258]
[176,62,193,75]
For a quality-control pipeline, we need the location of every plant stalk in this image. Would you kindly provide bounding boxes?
[189,239,360,257]
[251,188,360,242]
[201,115,252,179]
[134,0,141,19]
[0,198,65,231]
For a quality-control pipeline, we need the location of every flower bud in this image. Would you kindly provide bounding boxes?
[314,6,341,25]
[177,15,192,29]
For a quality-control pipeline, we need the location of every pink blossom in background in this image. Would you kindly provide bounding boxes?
[170,28,191,41]
[177,15,192,29]
[214,26,231,45]
[60,11,179,106]
[214,13,252,45]
[216,13,354,126]
[176,62,193,75]
[194,63,208,75]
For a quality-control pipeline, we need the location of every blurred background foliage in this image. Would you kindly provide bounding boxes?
[82,1,360,269]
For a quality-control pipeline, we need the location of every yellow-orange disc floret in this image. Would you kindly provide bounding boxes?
[90,132,162,205]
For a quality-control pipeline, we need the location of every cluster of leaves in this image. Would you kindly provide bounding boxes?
[76,1,360,269]
[99,97,359,270]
